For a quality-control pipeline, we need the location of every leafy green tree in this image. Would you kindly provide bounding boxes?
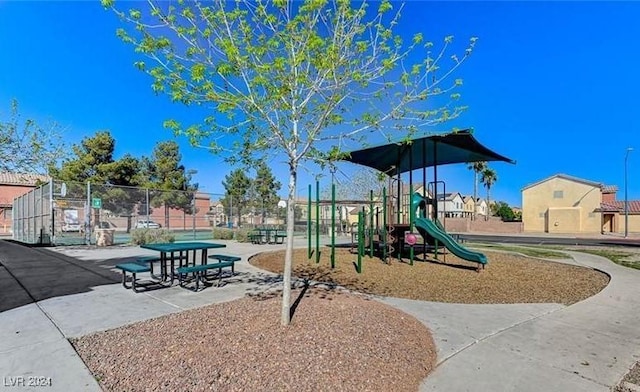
[0,99,69,174]
[142,141,197,228]
[492,201,516,221]
[49,131,145,231]
[252,161,281,222]
[221,169,252,226]
[480,167,497,220]
[104,0,476,325]
[467,161,487,221]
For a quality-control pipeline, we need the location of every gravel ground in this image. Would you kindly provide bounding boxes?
[250,248,609,305]
[72,287,436,392]
[615,361,640,392]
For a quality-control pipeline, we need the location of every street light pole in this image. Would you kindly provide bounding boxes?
[625,147,633,238]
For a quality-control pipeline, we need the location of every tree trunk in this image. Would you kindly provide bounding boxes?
[486,188,491,221]
[281,162,297,326]
[473,171,478,221]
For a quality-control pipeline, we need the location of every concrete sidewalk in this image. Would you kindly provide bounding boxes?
[1,239,640,391]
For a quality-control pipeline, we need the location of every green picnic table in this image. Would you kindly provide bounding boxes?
[140,242,226,284]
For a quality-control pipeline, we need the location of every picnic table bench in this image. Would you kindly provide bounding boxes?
[274,231,287,244]
[249,231,264,244]
[176,254,240,291]
[115,262,152,293]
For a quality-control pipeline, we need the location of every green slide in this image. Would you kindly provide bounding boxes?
[414,217,487,265]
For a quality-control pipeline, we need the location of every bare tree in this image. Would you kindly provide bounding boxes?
[1,99,68,174]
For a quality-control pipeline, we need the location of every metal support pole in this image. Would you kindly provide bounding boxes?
[192,194,196,240]
[369,189,374,258]
[308,184,312,259]
[625,148,633,238]
[146,188,150,223]
[85,181,91,245]
[316,181,320,263]
[383,187,387,263]
[331,183,335,269]
[357,210,363,273]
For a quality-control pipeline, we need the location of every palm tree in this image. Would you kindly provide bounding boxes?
[481,167,497,221]
[467,161,487,220]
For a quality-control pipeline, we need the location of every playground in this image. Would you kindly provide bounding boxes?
[247,130,608,305]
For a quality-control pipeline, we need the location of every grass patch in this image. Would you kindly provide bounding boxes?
[469,242,569,259]
[572,249,640,270]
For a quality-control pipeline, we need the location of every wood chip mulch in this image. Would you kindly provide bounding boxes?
[249,248,610,305]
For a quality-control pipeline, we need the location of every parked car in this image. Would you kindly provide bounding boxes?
[135,220,161,229]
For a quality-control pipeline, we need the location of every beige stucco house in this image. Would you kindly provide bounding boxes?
[522,173,640,234]
[463,196,475,217]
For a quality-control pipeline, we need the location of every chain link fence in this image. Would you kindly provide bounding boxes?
[12,179,308,246]
[13,180,230,245]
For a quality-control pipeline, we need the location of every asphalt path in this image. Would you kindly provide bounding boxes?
[458,233,640,247]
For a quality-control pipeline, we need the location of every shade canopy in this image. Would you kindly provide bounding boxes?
[342,130,515,176]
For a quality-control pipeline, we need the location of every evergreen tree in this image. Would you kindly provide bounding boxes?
[253,161,282,223]
[143,141,197,228]
[221,169,251,227]
[49,131,145,231]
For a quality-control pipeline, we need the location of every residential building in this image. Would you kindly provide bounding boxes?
[476,198,488,218]
[437,192,465,218]
[522,173,640,234]
[462,196,475,218]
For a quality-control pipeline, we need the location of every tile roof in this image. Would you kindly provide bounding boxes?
[602,185,618,193]
[0,172,49,186]
[597,202,621,212]
[615,200,640,214]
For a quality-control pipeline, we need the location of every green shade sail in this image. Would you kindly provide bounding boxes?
[342,129,515,176]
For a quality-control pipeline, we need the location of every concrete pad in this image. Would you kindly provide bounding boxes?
[0,304,61,353]
[38,284,182,338]
[482,317,638,388]
[550,302,640,345]
[2,338,100,392]
[0,303,101,392]
[420,340,606,392]
[379,297,564,362]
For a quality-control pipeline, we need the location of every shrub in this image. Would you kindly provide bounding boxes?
[130,228,175,245]
[234,228,253,243]
[212,228,234,240]
[211,227,254,242]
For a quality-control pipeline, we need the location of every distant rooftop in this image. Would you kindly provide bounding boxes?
[0,172,49,186]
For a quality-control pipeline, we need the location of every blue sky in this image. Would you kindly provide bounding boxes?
[1,1,639,206]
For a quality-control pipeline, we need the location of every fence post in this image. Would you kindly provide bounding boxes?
[85,181,91,245]
[49,181,55,244]
[146,188,150,223]
[192,193,196,240]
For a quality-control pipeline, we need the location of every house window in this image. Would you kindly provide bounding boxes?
[553,190,564,199]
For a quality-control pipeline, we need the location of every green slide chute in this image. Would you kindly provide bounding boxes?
[414,217,487,265]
